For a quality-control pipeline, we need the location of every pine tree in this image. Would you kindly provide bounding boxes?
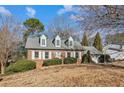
[81,33,89,46]
[93,32,103,52]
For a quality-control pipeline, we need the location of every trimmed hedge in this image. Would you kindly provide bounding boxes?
[43,58,62,66]
[6,59,36,74]
[64,57,77,64]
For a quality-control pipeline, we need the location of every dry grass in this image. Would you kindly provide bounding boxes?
[0,62,124,87]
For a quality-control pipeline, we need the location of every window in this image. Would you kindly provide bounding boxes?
[76,52,79,58]
[45,52,49,59]
[56,52,61,58]
[42,39,45,45]
[57,40,60,46]
[67,52,71,57]
[70,41,72,46]
[35,52,39,58]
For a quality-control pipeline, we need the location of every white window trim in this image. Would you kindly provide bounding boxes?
[55,35,61,47]
[55,52,61,58]
[41,39,46,47]
[68,37,74,48]
[40,35,47,47]
[44,51,49,59]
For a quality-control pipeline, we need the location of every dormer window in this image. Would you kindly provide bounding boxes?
[69,41,73,46]
[55,35,61,47]
[40,35,46,47]
[57,40,60,46]
[68,36,74,48]
[42,39,45,45]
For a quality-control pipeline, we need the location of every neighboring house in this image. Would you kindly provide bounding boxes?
[83,46,102,63]
[103,43,124,61]
[25,35,84,63]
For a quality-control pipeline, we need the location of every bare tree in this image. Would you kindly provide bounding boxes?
[73,5,124,37]
[48,15,81,40]
[0,15,21,74]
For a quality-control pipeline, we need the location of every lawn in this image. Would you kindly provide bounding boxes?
[0,62,124,87]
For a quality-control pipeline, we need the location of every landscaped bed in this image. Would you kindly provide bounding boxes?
[0,61,124,87]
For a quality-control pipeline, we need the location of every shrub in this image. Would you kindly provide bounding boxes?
[6,59,36,74]
[64,57,77,64]
[43,58,62,66]
[82,51,92,64]
[98,54,111,63]
[82,54,88,63]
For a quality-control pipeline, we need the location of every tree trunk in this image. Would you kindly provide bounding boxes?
[1,63,5,75]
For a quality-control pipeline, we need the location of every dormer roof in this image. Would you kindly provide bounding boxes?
[25,34,83,50]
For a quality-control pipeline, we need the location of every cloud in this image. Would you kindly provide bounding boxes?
[26,7,36,18]
[0,6,11,16]
[58,5,74,15]
[70,14,84,21]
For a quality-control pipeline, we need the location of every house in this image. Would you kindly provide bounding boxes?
[82,46,102,63]
[25,34,84,64]
[103,43,124,61]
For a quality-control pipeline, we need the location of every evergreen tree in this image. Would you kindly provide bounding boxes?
[93,32,103,51]
[81,33,89,46]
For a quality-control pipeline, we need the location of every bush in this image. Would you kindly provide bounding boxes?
[43,58,62,66]
[64,57,77,64]
[82,51,92,64]
[98,54,111,63]
[6,59,36,74]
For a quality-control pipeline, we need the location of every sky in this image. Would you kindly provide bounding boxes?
[0,5,65,27]
[0,5,84,40]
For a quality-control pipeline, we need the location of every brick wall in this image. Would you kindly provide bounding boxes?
[27,49,83,69]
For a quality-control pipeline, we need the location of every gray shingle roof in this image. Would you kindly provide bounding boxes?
[82,46,102,54]
[25,37,83,50]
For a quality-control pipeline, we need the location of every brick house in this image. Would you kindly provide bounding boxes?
[25,34,84,64]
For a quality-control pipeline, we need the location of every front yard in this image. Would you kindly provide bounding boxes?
[0,61,124,87]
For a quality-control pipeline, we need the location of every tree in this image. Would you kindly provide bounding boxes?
[87,51,92,63]
[48,15,80,40]
[23,18,44,44]
[93,32,103,52]
[81,33,89,46]
[72,5,124,37]
[0,15,21,74]
[82,51,92,63]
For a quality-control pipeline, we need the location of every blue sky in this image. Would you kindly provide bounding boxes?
[0,5,64,27]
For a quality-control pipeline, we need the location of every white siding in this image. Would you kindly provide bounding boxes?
[55,35,61,47]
